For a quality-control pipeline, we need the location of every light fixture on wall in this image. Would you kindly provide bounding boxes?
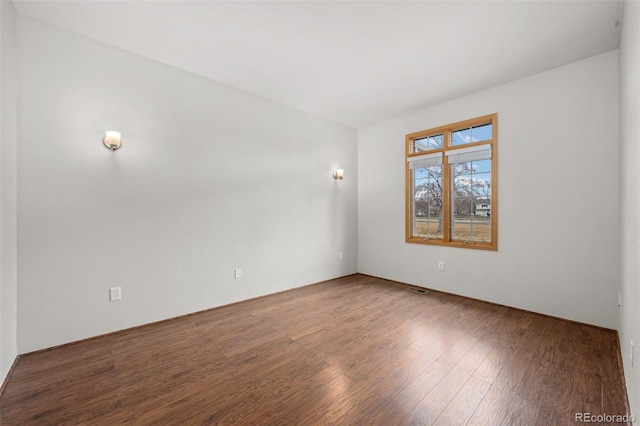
[103,131,122,151]
[332,169,344,180]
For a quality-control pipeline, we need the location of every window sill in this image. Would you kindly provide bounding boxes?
[406,237,497,251]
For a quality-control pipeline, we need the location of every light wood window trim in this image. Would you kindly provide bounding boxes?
[405,114,498,251]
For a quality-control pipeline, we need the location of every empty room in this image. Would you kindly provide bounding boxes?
[1,0,639,424]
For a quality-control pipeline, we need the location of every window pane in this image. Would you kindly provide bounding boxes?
[413,166,443,239]
[452,215,492,242]
[451,159,492,242]
[452,123,492,146]
[413,134,443,152]
[471,123,492,142]
[471,159,491,174]
[452,128,471,146]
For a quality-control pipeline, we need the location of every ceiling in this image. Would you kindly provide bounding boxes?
[13,1,624,129]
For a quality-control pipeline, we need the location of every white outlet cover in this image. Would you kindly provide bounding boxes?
[109,287,121,301]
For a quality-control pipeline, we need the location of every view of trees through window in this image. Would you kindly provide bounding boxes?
[406,115,497,250]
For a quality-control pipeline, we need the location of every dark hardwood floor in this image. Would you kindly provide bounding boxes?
[0,274,630,425]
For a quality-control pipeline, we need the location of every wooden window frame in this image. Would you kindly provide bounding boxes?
[405,114,498,251]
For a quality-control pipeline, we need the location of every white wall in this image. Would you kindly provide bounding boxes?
[358,51,619,329]
[619,0,640,416]
[1,0,18,385]
[17,17,357,353]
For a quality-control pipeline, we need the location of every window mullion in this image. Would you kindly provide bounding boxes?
[442,131,452,242]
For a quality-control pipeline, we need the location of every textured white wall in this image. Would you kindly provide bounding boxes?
[1,0,18,385]
[619,0,640,416]
[17,17,357,353]
[358,51,619,329]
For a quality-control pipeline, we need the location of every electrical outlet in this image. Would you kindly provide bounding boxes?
[109,287,121,301]
[338,252,344,261]
[618,292,622,307]
[438,261,445,271]
[234,268,242,279]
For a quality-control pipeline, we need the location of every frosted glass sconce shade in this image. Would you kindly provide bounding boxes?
[104,131,122,151]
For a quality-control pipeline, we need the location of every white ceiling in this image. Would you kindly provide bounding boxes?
[13,1,624,129]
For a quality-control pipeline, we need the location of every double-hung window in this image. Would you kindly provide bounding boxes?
[406,114,497,250]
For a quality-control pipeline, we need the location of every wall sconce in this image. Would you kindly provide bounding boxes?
[332,169,344,180]
[103,131,122,151]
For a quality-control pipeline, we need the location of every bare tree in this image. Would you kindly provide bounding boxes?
[414,162,491,234]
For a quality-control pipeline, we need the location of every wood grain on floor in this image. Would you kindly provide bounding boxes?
[0,274,630,425]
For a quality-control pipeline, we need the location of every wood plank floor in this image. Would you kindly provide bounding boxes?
[0,274,630,425]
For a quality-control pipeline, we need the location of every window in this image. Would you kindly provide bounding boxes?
[406,114,497,250]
